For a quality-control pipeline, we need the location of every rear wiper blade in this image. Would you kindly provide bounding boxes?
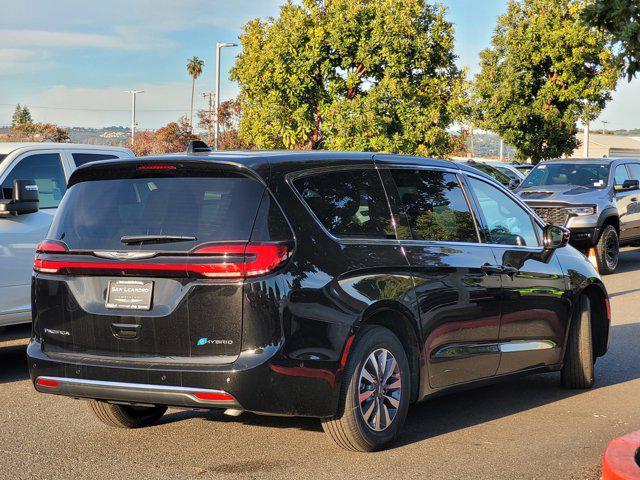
[120,235,196,245]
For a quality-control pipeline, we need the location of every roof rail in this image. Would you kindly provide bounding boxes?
[186,140,212,154]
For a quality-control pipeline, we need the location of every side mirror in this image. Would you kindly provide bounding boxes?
[0,179,39,216]
[508,178,521,190]
[543,224,570,250]
[614,179,639,192]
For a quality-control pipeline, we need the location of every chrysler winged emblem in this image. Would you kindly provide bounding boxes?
[93,251,157,260]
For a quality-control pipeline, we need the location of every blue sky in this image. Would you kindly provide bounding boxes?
[0,0,638,130]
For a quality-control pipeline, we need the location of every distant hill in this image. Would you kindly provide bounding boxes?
[0,125,129,145]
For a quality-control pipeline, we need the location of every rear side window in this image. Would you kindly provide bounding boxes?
[294,169,395,238]
[628,163,640,180]
[72,153,119,167]
[49,174,265,251]
[389,169,478,243]
[1,153,66,208]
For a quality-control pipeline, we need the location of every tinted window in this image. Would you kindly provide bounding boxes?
[467,163,511,186]
[1,153,66,208]
[614,165,630,185]
[49,174,265,251]
[627,163,640,180]
[294,169,394,238]
[522,163,609,189]
[468,177,539,247]
[72,153,119,167]
[390,169,477,243]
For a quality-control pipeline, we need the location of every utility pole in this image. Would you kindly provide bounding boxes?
[499,139,504,162]
[124,90,144,147]
[583,122,590,158]
[602,120,608,134]
[214,42,238,150]
[202,92,213,143]
[469,125,475,158]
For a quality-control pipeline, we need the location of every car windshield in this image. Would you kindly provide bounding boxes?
[467,163,511,186]
[521,163,610,189]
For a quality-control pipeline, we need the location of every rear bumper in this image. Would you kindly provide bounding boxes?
[27,340,342,418]
[34,376,240,409]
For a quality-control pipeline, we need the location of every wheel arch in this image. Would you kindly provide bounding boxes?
[354,302,422,403]
[580,282,610,358]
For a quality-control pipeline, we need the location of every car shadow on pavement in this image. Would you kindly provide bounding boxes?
[158,321,640,444]
[0,345,29,385]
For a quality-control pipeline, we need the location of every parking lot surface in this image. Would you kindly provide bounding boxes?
[2,249,640,480]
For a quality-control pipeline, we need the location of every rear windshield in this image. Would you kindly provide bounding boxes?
[467,163,511,186]
[48,174,265,251]
[521,163,610,189]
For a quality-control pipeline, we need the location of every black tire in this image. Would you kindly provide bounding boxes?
[561,295,594,389]
[595,225,619,274]
[88,400,167,428]
[321,326,410,452]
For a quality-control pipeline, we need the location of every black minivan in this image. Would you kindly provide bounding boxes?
[28,151,610,451]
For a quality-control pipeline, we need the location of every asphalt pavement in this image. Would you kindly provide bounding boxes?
[2,249,640,479]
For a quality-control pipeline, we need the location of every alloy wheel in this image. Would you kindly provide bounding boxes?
[604,231,619,271]
[358,348,402,432]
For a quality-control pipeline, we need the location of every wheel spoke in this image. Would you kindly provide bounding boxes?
[359,389,373,404]
[377,349,387,381]
[361,366,375,384]
[384,394,400,409]
[387,377,401,391]
[362,397,376,423]
[367,352,379,379]
[383,357,397,384]
[381,403,391,429]
[373,399,381,430]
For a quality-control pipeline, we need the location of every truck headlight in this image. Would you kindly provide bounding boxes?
[566,206,596,216]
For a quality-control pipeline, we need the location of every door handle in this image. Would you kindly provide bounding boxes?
[481,263,520,276]
[481,263,504,275]
[501,265,520,276]
[631,197,638,202]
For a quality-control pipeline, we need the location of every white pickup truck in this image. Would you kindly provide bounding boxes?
[0,143,134,327]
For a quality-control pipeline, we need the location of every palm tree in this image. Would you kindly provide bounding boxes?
[186,56,204,132]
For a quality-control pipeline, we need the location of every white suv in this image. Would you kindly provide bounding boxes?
[0,143,134,327]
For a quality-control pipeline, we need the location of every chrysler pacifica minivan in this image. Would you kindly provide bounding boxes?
[28,151,610,451]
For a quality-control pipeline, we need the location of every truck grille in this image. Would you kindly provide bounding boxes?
[531,206,569,226]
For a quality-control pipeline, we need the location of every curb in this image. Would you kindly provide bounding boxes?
[603,431,640,480]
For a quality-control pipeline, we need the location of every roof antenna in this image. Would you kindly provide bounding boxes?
[186,140,212,154]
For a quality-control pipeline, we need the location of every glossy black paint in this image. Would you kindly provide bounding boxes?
[29,151,610,418]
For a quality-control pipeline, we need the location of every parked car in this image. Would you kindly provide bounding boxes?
[0,143,134,328]
[462,160,521,189]
[516,157,640,274]
[512,162,534,177]
[483,161,526,183]
[29,150,610,452]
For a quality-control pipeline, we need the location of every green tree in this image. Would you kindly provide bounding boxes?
[11,104,32,126]
[475,0,620,163]
[583,0,640,80]
[231,0,465,156]
[187,56,204,132]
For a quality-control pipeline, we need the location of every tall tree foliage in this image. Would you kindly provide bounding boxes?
[231,0,465,156]
[475,0,620,163]
[11,104,32,126]
[583,0,640,80]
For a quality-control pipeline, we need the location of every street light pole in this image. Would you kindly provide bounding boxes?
[124,90,144,147]
[214,42,238,150]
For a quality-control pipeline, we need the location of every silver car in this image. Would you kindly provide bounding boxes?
[0,143,134,327]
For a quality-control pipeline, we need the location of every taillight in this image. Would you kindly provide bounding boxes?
[192,242,291,278]
[36,378,60,388]
[32,242,291,279]
[36,239,68,253]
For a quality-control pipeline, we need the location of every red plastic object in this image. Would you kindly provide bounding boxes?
[602,430,640,480]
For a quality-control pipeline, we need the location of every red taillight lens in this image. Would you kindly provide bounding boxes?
[36,239,68,253]
[193,391,235,402]
[192,242,291,279]
[136,164,176,171]
[33,242,291,279]
[36,378,60,388]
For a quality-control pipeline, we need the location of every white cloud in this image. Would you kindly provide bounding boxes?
[6,81,238,129]
[0,29,137,50]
